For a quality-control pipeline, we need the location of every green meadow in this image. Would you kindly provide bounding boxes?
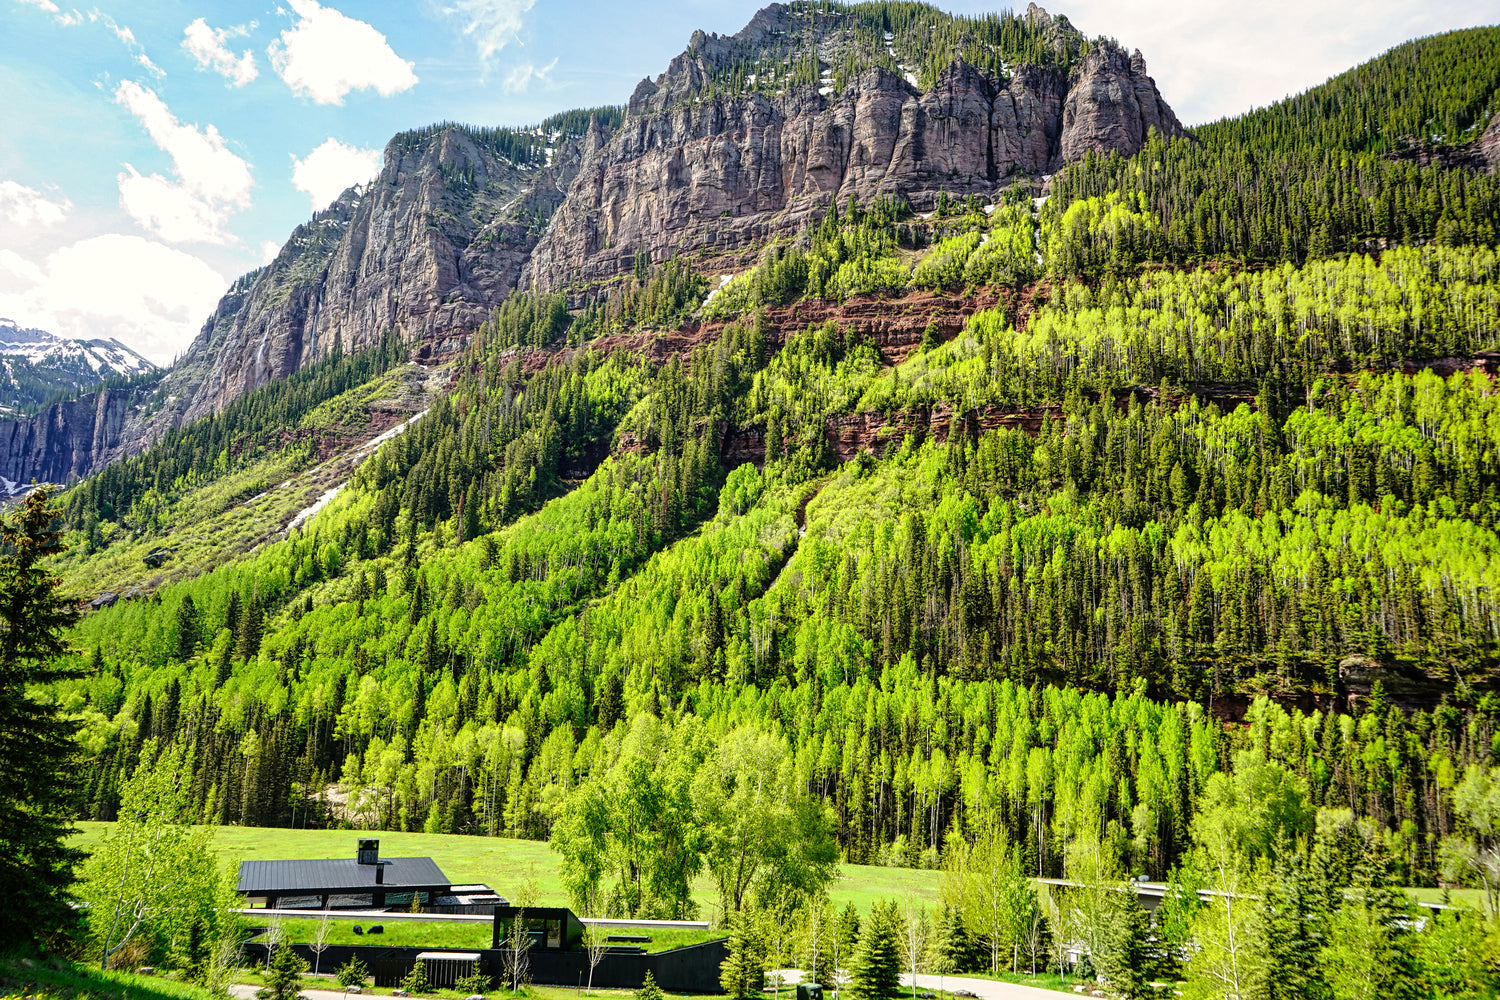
[70,823,943,925]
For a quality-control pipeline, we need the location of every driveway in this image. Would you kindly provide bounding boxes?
[230,985,362,1000]
[770,968,1066,1000]
[903,972,1068,1000]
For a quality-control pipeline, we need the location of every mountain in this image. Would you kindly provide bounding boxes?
[29,10,1500,983]
[522,2,1183,290]
[0,115,599,486]
[0,3,1182,486]
[0,319,157,415]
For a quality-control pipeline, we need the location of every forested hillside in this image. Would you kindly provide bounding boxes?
[32,13,1500,997]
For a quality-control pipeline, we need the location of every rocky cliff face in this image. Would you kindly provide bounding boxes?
[522,2,1183,292]
[0,381,158,487]
[0,124,593,484]
[0,2,1185,485]
[163,125,588,426]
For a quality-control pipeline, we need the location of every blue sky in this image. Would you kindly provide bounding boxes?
[1,0,1496,363]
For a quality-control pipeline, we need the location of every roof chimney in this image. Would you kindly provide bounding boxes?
[357,839,380,865]
[376,864,384,884]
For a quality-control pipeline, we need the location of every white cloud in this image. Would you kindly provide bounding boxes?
[92,11,165,77]
[443,0,536,63]
[0,235,227,364]
[113,80,253,244]
[290,138,382,211]
[183,17,258,87]
[261,241,282,264]
[268,0,417,105]
[0,181,71,228]
[503,56,557,93]
[15,0,79,23]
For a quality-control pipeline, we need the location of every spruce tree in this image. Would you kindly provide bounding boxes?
[399,957,432,995]
[0,487,83,948]
[1094,899,1153,1000]
[721,905,767,1000]
[259,938,309,1000]
[336,956,370,990]
[636,970,665,1000]
[849,901,902,1000]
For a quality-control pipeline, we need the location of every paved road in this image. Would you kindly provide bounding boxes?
[903,973,1071,1000]
[771,968,1068,1000]
[230,985,359,1000]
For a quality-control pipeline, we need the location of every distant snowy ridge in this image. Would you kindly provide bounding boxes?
[0,318,159,414]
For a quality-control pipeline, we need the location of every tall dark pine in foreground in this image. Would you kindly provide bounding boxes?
[0,487,82,947]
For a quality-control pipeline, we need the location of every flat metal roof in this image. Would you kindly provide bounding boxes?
[236,856,450,895]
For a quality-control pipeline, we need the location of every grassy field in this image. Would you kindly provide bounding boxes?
[71,823,944,924]
[234,969,724,1000]
[0,956,216,1000]
[244,918,722,954]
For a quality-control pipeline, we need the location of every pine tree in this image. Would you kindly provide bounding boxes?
[400,957,433,995]
[0,487,84,947]
[259,938,309,1000]
[174,595,200,660]
[928,904,973,976]
[336,956,370,990]
[721,905,767,1000]
[237,595,264,661]
[637,970,665,1000]
[849,901,902,1000]
[1094,899,1153,1000]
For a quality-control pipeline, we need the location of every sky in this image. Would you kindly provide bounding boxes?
[1,0,1496,364]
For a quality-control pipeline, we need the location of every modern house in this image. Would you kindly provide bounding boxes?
[235,839,456,910]
[490,906,586,951]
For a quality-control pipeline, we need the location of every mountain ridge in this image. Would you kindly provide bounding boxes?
[5,8,1499,492]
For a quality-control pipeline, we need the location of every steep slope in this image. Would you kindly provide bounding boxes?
[0,119,600,485]
[0,4,1181,487]
[156,122,592,428]
[522,1,1183,292]
[1054,24,1500,260]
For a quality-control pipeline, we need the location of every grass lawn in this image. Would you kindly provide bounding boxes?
[70,824,943,922]
[1404,885,1486,910]
[0,956,216,1000]
[242,919,721,954]
[232,969,719,1000]
[248,917,495,950]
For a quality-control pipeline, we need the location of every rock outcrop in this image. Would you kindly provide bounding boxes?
[163,126,590,426]
[0,3,1185,484]
[522,3,1183,292]
[0,123,595,483]
[0,381,157,486]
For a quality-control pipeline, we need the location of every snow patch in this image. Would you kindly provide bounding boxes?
[702,274,735,308]
[287,485,344,534]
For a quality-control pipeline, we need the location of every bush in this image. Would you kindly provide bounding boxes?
[336,957,369,990]
[456,969,493,996]
[400,961,432,996]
